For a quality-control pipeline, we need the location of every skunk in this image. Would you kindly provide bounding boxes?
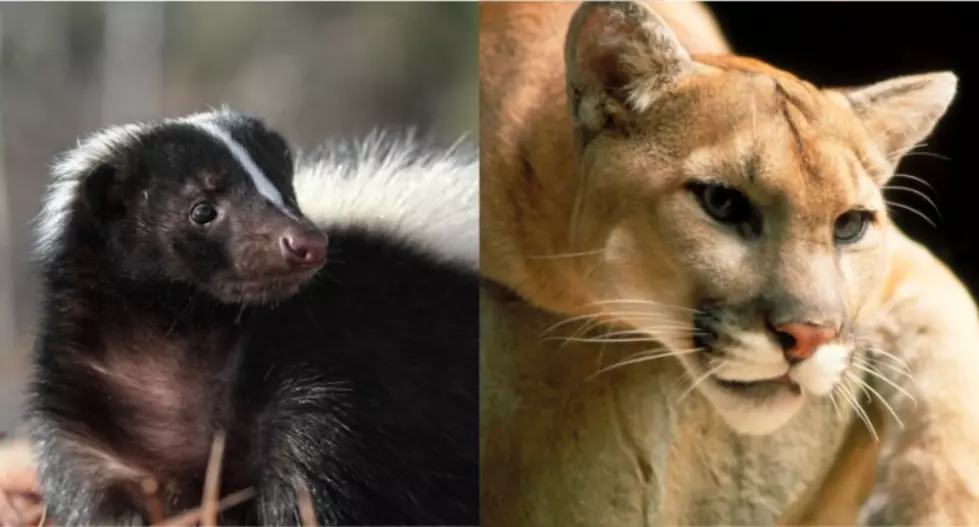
[25,109,479,526]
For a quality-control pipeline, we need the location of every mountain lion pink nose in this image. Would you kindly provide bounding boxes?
[774,322,838,362]
[280,230,328,269]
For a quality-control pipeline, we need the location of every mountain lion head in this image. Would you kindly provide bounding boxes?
[562,1,956,435]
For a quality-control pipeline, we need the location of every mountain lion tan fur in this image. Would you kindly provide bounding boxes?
[480,1,979,525]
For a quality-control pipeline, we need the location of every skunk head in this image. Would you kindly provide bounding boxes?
[38,109,329,304]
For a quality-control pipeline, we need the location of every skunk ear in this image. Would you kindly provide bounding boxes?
[80,162,127,220]
[841,71,957,170]
[565,1,695,144]
[53,124,145,221]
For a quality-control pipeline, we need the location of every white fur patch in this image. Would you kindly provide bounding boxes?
[714,360,787,384]
[790,343,850,396]
[34,123,148,263]
[706,389,803,437]
[680,336,851,436]
[711,331,787,382]
[714,331,789,382]
[686,359,804,436]
[293,132,478,271]
[182,116,291,215]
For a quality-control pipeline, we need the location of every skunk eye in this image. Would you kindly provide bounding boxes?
[833,210,873,244]
[190,203,218,225]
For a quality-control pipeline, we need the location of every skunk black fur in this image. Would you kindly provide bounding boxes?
[25,109,479,526]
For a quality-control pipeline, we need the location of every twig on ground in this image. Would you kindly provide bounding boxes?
[141,478,166,525]
[32,505,45,527]
[200,430,227,527]
[294,478,316,527]
[0,431,265,527]
[157,487,255,527]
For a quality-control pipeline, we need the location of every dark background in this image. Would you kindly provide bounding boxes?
[711,2,976,294]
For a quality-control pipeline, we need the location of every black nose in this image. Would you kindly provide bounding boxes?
[280,229,328,269]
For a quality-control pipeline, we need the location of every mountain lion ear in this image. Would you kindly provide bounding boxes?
[843,71,957,165]
[565,1,694,145]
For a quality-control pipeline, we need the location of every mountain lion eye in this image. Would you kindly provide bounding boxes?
[190,202,218,225]
[833,210,872,244]
[688,182,752,225]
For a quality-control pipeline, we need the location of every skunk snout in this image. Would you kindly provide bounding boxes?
[280,228,328,270]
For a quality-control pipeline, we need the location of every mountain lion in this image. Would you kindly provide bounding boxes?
[480,1,979,525]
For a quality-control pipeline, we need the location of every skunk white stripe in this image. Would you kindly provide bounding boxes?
[294,132,478,270]
[186,120,290,214]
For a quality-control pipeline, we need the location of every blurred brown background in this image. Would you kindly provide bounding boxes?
[0,2,478,430]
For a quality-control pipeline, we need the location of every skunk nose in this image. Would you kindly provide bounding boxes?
[280,229,328,269]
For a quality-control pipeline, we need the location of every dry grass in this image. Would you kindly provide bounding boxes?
[0,431,317,527]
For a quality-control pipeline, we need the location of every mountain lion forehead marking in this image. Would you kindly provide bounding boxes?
[184,118,291,215]
[675,69,872,201]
